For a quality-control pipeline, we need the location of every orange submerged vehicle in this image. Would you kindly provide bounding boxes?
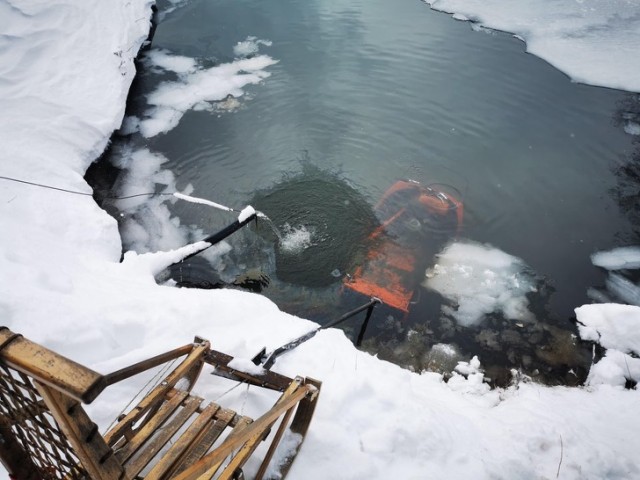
[344,179,463,314]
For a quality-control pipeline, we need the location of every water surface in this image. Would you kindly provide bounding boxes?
[93,0,639,385]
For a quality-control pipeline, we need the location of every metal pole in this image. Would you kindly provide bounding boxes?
[178,212,257,264]
[259,298,381,369]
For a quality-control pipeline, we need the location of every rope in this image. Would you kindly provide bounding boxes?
[212,380,244,403]
[0,175,175,200]
[0,174,240,211]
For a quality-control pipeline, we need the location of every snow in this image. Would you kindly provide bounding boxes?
[2,1,640,479]
[576,304,640,356]
[227,357,267,376]
[173,191,234,212]
[238,205,257,223]
[425,0,640,93]
[423,241,536,326]
[576,304,640,387]
[132,48,278,137]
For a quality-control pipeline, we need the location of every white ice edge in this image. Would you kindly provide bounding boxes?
[591,246,640,271]
[425,0,640,93]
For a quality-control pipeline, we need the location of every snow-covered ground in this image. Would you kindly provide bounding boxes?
[1,0,640,478]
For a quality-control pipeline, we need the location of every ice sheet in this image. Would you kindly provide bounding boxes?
[592,246,640,270]
[424,241,536,326]
[426,0,640,93]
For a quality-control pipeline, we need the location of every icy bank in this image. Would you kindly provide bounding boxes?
[2,1,640,479]
[425,0,640,93]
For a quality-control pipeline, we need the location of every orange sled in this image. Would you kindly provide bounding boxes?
[344,180,463,313]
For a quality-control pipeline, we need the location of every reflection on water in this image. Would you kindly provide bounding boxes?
[88,0,640,387]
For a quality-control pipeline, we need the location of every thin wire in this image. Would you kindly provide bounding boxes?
[105,357,179,432]
[212,380,244,403]
[0,174,176,200]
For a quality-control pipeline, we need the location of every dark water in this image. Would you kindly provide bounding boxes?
[91,0,640,386]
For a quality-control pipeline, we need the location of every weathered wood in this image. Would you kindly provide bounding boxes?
[204,349,292,392]
[124,395,203,478]
[104,342,208,445]
[197,416,253,480]
[34,382,123,480]
[115,390,188,463]
[218,418,268,480]
[173,379,311,480]
[254,405,296,480]
[0,331,320,480]
[144,402,220,480]
[275,378,322,479]
[172,408,237,477]
[104,344,194,386]
[0,328,106,403]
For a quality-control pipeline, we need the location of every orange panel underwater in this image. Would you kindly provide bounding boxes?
[344,180,463,314]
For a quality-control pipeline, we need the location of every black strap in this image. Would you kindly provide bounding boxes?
[0,333,23,354]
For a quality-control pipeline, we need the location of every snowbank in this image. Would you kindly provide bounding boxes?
[576,304,640,388]
[425,0,640,93]
[2,1,640,479]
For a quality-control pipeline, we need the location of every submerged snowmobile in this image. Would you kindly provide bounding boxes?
[344,179,463,313]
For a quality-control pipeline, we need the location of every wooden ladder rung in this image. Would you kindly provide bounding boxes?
[171,407,237,477]
[124,395,203,478]
[144,402,223,480]
[115,390,189,464]
[195,416,254,479]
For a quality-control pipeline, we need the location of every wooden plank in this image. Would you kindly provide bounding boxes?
[276,378,322,480]
[173,380,311,480]
[34,382,124,480]
[219,407,285,480]
[204,350,292,391]
[115,390,188,463]
[254,406,296,480]
[0,328,105,404]
[124,395,202,478]
[196,416,253,480]
[104,344,194,386]
[143,402,220,480]
[171,408,237,477]
[104,343,207,445]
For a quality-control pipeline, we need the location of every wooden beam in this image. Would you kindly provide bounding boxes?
[34,382,124,480]
[104,344,194,386]
[173,379,311,480]
[0,328,105,404]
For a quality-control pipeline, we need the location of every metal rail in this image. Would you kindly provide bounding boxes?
[253,297,381,370]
